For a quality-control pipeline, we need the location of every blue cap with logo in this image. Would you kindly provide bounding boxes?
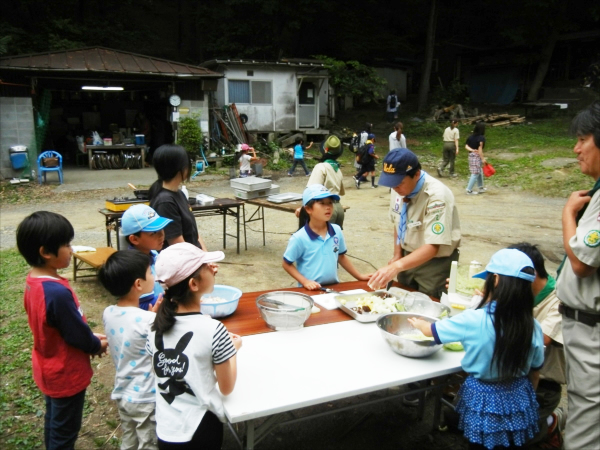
[473,248,536,283]
[302,184,340,206]
[378,148,420,188]
[121,204,173,236]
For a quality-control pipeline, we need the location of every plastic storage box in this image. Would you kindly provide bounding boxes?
[9,146,29,170]
[230,177,271,191]
[195,194,215,206]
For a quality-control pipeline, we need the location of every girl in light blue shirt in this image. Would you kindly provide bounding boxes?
[410,249,544,450]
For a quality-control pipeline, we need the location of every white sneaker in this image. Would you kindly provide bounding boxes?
[479,187,487,192]
[466,190,479,195]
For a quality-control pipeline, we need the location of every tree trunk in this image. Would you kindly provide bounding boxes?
[417,0,437,113]
[527,30,558,102]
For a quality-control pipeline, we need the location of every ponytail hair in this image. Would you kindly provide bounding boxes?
[152,264,204,333]
[478,268,536,379]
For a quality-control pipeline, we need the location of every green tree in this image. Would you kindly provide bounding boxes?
[314,55,386,105]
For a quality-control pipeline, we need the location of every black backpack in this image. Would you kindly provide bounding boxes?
[356,144,370,164]
[389,95,397,109]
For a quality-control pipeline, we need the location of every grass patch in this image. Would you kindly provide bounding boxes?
[336,115,590,198]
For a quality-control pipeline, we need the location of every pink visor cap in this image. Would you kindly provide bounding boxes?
[155,242,224,287]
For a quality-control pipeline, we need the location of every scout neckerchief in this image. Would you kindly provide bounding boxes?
[324,159,339,172]
[397,170,427,245]
[556,177,600,277]
[534,275,555,307]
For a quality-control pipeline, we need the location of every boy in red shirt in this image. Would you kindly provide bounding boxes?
[17,211,108,449]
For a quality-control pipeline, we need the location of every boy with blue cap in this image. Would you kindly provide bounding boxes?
[369,149,461,298]
[283,185,372,289]
[121,204,173,310]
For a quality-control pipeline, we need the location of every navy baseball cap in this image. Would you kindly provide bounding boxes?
[378,149,420,188]
[302,184,340,206]
[121,204,173,236]
[473,249,536,283]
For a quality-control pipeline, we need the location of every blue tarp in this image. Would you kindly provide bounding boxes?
[469,68,520,105]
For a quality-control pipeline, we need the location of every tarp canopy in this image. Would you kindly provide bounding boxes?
[469,67,520,105]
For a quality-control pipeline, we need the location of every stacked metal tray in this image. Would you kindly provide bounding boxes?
[267,193,303,203]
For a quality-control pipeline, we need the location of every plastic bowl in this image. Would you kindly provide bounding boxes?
[256,291,314,331]
[201,285,243,318]
[376,313,443,358]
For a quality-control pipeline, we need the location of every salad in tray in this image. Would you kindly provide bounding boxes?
[338,294,406,315]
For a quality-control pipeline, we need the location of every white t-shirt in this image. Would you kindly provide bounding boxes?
[103,305,156,403]
[147,313,236,443]
[388,131,407,151]
[239,154,252,171]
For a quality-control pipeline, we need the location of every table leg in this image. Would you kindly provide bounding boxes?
[236,205,240,254]
[245,419,255,450]
[260,206,265,246]
[105,218,112,248]
[432,380,445,431]
[115,220,121,250]
[73,255,77,281]
[223,207,227,250]
[242,204,247,251]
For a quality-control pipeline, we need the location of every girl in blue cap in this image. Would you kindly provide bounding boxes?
[409,248,544,450]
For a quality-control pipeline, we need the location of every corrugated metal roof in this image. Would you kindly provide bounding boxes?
[202,58,326,69]
[0,47,221,78]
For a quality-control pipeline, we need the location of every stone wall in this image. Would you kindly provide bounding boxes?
[0,97,36,179]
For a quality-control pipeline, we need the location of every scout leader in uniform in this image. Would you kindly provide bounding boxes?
[369,149,461,298]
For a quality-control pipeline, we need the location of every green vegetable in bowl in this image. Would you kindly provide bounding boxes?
[440,309,449,318]
[394,303,406,312]
[443,342,464,351]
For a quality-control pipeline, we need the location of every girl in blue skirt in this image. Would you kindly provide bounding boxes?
[409,249,545,449]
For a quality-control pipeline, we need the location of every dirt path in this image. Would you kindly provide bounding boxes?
[0,169,566,449]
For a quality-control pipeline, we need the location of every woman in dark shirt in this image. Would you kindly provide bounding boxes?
[465,122,487,195]
[149,145,207,250]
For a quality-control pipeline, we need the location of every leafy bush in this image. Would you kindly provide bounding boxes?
[431,80,470,106]
[176,114,203,159]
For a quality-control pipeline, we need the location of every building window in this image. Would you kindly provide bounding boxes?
[228,80,272,105]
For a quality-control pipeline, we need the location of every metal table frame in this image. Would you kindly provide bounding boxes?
[98,198,246,253]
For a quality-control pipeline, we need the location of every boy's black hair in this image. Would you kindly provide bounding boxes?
[295,137,303,145]
[125,231,143,245]
[570,100,600,148]
[508,242,549,279]
[98,250,150,298]
[16,211,74,267]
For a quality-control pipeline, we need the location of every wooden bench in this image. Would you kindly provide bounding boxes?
[72,247,117,281]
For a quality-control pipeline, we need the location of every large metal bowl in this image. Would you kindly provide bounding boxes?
[376,313,443,358]
[256,291,314,331]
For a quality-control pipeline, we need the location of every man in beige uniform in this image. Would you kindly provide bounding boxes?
[372,149,460,298]
[437,119,460,177]
[556,101,600,450]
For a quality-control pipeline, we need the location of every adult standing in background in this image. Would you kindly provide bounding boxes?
[437,119,459,177]
[386,90,399,123]
[370,149,461,298]
[389,122,407,151]
[149,144,208,251]
[555,101,600,450]
[296,135,345,228]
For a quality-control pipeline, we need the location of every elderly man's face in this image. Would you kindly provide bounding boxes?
[574,134,600,179]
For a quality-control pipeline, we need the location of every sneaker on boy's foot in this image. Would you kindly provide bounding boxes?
[355,178,360,189]
[372,185,378,188]
[479,187,487,192]
[466,190,479,195]
[306,172,311,177]
[287,173,292,177]
[437,167,443,177]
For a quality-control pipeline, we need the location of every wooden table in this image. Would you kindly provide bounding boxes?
[221,281,462,449]
[72,247,116,280]
[243,197,349,246]
[98,198,246,253]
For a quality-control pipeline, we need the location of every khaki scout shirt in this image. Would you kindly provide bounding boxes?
[442,126,460,143]
[533,289,566,384]
[556,189,600,313]
[307,162,345,196]
[389,175,461,257]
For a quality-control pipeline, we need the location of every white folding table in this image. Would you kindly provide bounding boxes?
[222,320,464,449]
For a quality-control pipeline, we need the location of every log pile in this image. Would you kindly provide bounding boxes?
[461,113,526,127]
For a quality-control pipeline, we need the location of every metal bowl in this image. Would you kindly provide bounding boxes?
[201,285,243,318]
[387,289,451,319]
[376,313,443,358]
[256,291,314,331]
